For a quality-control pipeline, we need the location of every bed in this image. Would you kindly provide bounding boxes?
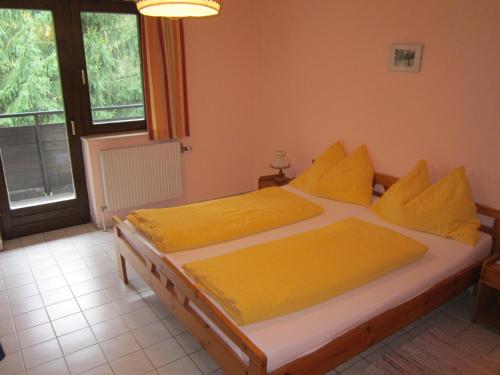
[113,173,500,375]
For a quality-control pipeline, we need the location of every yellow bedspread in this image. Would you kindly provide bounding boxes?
[127,187,323,253]
[184,217,428,326]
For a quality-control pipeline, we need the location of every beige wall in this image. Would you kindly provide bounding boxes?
[252,0,500,207]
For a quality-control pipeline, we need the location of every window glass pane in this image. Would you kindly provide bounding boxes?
[81,12,144,125]
[0,9,76,209]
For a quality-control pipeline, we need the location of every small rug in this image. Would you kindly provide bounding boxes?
[357,328,500,375]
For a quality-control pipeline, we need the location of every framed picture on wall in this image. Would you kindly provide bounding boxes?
[389,43,423,73]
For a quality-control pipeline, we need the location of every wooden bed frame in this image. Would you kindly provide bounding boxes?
[113,173,500,375]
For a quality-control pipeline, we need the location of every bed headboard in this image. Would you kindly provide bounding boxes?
[373,172,500,254]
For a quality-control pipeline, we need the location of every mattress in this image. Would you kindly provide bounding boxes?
[125,185,492,372]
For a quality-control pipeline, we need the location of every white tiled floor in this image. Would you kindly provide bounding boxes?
[0,224,218,375]
[0,223,498,375]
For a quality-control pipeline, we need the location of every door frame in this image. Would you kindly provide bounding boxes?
[0,0,90,239]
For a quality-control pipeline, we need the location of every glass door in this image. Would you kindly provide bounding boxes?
[0,2,90,238]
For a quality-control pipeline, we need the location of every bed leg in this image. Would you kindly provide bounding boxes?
[117,253,128,284]
[114,225,128,284]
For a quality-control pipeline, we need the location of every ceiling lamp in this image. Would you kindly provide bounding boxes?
[137,0,221,18]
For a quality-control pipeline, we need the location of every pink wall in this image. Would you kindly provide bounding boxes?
[181,0,262,201]
[83,0,500,220]
[252,0,500,208]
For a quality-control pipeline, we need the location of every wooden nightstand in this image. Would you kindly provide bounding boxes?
[258,174,292,189]
[473,254,500,329]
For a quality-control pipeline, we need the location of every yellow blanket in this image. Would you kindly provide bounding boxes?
[127,187,323,253]
[184,217,428,325]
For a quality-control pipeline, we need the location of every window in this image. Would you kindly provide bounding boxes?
[75,1,146,134]
[81,11,145,126]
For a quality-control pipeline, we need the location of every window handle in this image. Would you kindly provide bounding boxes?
[70,120,77,136]
[81,69,87,85]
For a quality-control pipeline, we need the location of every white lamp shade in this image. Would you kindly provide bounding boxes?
[270,151,290,169]
[137,0,221,18]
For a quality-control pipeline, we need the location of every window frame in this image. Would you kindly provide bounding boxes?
[69,0,147,135]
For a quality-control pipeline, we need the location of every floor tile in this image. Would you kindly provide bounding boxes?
[22,338,62,369]
[0,317,16,336]
[0,303,12,320]
[112,295,147,315]
[14,308,49,331]
[0,291,8,305]
[0,332,20,354]
[95,274,122,289]
[64,269,95,285]
[100,332,141,361]
[139,290,161,306]
[11,295,44,316]
[5,271,36,289]
[2,264,31,279]
[145,337,186,368]
[52,312,88,337]
[78,245,106,259]
[26,357,70,375]
[33,265,62,282]
[41,287,74,307]
[46,299,81,321]
[37,276,68,294]
[109,350,154,375]
[133,321,172,348]
[76,290,110,311]
[158,356,202,375]
[163,316,186,336]
[55,252,82,264]
[105,285,139,301]
[59,260,88,275]
[79,363,114,375]
[122,306,158,330]
[70,279,103,298]
[58,327,97,355]
[65,344,107,375]
[7,283,39,301]
[190,349,219,374]
[150,302,172,320]
[83,303,119,326]
[91,231,114,244]
[0,350,25,374]
[18,322,56,349]
[175,332,202,354]
[91,316,129,342]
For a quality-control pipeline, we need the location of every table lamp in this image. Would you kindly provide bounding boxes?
[270,150,290,183]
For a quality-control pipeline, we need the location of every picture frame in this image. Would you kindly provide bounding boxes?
[389,43,423,73]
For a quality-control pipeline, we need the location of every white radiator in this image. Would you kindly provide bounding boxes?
[100,141,183,211]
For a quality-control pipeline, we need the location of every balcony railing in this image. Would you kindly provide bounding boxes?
[0,104,144,206]
[0,103,144,126]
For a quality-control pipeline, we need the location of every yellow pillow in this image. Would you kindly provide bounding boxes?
[291,141,345,191]
[371,160,431,216]
[373,162,480,245]
[310,145,374,207]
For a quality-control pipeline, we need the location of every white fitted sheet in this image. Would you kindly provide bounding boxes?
[125,186,492,372]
